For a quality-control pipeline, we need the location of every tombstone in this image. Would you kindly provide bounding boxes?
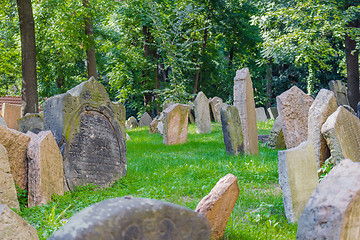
[321,106,360,165]
[163,104,189,145]
[195,174,239,240]
[194,91,211,134]
[0,144,19,210]
[157,113,164,135]
[149,117,160,134]
[0,116,6,127]
[276,86,314,149]
[233,68,259,154]
[49,197,211,240]
[0,125,31,190]
[329,80,350,106]
[209,97,223,122]
[0,204,39,240]
[220,105,244,155]
[43,77,127,191]
[18,112,43,134]
[26,131,64,207]
[278,141,318,223]
[267,107,278,120]
[139,112,152,128]
[267,116,285,149]
[1,103,21,130]
[125,116,138,129]
[297,159,360,239]
[308,89,338,168]
[255,107,268,122]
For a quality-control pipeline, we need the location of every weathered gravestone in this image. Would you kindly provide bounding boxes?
[0,204,39,240]
[149,116,160,134]
[308,89,337,168]
[157,113,164,135]
[321,106,360,165]
[233,68,259,154]
[0,125,31,190]
[125,116,138,129]
[277,86,314,149]
[18,112,43,134]
[49,197,211,240]
[209,97,223,122]
[297,159,360,239]
[163,104,189,145]
[139,112,152,128]
[329,80,350,106]
[0,116,6,127]
[268,116,285,149]
[1,103,21,130]
[267,107,278,120]
[43,77,127,191]
[196,174,239,240]
[0,144,19,210]
[194,91,211,134]
[278,141,318,223]
[220,105,244,155]
[26,131,64,207]
[255,107,268,122]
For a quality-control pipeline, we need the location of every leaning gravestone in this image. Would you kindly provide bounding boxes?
[43,77,127,191]
[18,112,43,134]
[267,107,278,120]
[49,197,211,240]
[329,80,350,106]
[297,159,360,239]
[255,107,268,122]
[268,116,285,149]
[220,105,244,155]
[278,141,318,223]
[125,116,138,129]
[194,91,211,134]
[209,97,223,122]
[276,86,314,149]
[321,106,360,165]
[308,89,337,168]
[234,68,259,154]
[163,104,189,145]
[139,112,152,127]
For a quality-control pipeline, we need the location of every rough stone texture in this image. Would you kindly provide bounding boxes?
[255,107,268,122]
[276,86,314,149]
[125,116,138,129]
[308,89,338,168]
[209,97,223,122]
[233,68,259,154]
[0,125,31,190]
[278,141,318,223]
[0,116,6,127]
[321,106,360,165]
[1,103,21,130]
[26,131,64,207]
[163,104,189,145]
[268,117,285,149]
[18,112,43,134]
[0,204,39,240]
[0,144,19,210]
[267,107,278,120]
[149,117,160,134]
[220,105,244,155]
[139,112,152,128]
[195,174,239,240]
[329,80,350,106]
[43,77,127,191]
[297,159,360,240]
[49,197,211,240]
[194,91,211,134]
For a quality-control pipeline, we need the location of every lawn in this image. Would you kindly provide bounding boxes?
[19,120,297,239]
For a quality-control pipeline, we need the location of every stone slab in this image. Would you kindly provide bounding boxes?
[163,104,189,145]
[194,91,211,134]
[268,116,285,149]
[139,112,152,128]
[18,112,43,134]
[255,107,268,122]
[209,97,223,122]
[329,80,350,106]
[125,116,138,130]
[149,117,160,134]
[267,107,278,120]
[1,103,21,130]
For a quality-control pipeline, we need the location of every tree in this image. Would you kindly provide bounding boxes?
[83,0,97,79]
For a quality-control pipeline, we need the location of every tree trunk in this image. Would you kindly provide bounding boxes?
[193,27,208,94]
[266,59,273,109]
[17,0,38,116]
[83,0,97,79]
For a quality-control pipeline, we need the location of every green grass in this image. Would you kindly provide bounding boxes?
[19,120,297,239]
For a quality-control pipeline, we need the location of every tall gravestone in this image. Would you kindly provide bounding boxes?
[194,91,211,134]
[49,197,211,240]
[1,103,21,130]
[329,80,350,106]
[276,86,314,149]
[233,68,259,154]
[163,104,189,145]
[43,77,127,191]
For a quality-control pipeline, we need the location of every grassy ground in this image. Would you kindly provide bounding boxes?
[19,120,297,239]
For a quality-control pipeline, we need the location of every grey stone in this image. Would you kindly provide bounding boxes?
[188,103,195,124]
[139,112,152,128]
[329,80,350,106]
[49,197,211,240]
[209,97,223,122]
[255,107,268,122]
[194,92,211,134]
[18,112,43,134]
[125,116,138,129]
[0,116,6,127]
[268,117,285,149]
[163,104,189,145]
[267,107,278,120]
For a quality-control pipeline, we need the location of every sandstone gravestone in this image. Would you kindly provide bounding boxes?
[0,125,31,190]
[268,116,285,149]
[43,77,127,191]
[125,116,138,129]
[18,112,43,134]
[321,106,360,165]
[1,103,21,130]
[278,141,318,223]
[233,68,259,154]
[195,174,239,240]
[308,89,337,168]
[209,97,223,122]
[267,107,278,120]
[276,86,314,149]
[49,197,211,240]
[163,104,189,145]
[139,112,152,128]
[255,107,268,122]
[220,105,244,155]
[0,144,19,210]
[297,159,360,239]
[329,80,350,106]
[0,116,6,127]
[194,91,211,134]
[0,204,39,240]
[26,131,64,207]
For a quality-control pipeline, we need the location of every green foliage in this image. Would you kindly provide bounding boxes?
[318,158,334,181]
[15,184,28,211]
